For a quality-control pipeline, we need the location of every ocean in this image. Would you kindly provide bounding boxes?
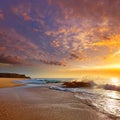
[16,76,120,119]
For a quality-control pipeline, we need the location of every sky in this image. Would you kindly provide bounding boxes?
[0,0,120,78]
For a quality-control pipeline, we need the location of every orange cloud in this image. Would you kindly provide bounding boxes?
[22,12,31,20]
[104,51,120,65]
[91,41,120,47]
[91,34,120,49]
[98,27,109,33]
[113,50,120,57]
[51,40,60,48]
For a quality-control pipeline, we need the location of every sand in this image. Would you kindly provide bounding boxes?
[0,78,119,120]
[0,78,26,88]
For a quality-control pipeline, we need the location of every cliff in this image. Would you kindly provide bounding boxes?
[0,73,30,78]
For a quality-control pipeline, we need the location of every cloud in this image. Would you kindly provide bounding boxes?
[0,10,4,20]
[12,3,32,21]
[113,50,120,57]
[70,53,84,61]
[0,0,120,68]
[90,34,120,51]
[0,28,67,66]
[22,12,31,20]
[0,28,43,61]
[52,0,120,21]
[0,54,25,65]
[40,59,66,66]
[0,28,38,53]
[47,0,52,5]
[51,40,60,48]
[0,47,6,51]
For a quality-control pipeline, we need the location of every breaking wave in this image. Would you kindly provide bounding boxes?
[50,85,120,118]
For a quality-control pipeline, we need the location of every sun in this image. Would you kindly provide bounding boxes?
[111,77,119,86]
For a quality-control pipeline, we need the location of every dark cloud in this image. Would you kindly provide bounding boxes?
[0,54,24,65]
[40,59,66,66]
[52,0,120,21]
[0,28,66,66]
[70,53,83,61]
[0,28,43,58]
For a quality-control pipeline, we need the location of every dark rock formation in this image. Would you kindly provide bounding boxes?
[104,84,120,92]
[0,73,30,78]
[63,81,95,88]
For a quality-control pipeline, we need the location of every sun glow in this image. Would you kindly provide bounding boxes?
[111,77,119,86]
[108,64,120,69]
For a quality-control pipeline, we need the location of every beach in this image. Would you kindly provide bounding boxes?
[0,78,26,88]
[0,78,119,120]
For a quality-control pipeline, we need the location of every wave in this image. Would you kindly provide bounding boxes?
[17,79,62,84]
[62,80,120,92]
[16,78,120,93]
[74,92,120,118]
[50,85,120,118]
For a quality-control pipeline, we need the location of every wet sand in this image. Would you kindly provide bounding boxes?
[0,78,119,120]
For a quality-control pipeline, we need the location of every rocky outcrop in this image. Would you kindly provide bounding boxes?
[63,81,96,88]
[0,73,30,78]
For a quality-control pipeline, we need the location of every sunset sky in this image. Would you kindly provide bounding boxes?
[0,0,120,78]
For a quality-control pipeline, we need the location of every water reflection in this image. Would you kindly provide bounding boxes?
[105,91,120,114]
[106,91,119,99]
[104,98,119,116]
[111,77,120,86]
[95,90,120,117]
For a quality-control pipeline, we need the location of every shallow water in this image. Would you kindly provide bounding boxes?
[74,89,120,118]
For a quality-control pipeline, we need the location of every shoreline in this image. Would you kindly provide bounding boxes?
[0,78,119,120]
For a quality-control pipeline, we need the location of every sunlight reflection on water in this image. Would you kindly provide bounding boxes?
[94,91,120,117]
[111,77,120,86]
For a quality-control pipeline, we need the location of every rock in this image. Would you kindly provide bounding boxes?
[63,81,95,88]
[0,73,30,78]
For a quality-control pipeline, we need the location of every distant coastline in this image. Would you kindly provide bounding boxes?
[0,73,30,78]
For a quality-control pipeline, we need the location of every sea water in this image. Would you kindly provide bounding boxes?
[17,76,120,118]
